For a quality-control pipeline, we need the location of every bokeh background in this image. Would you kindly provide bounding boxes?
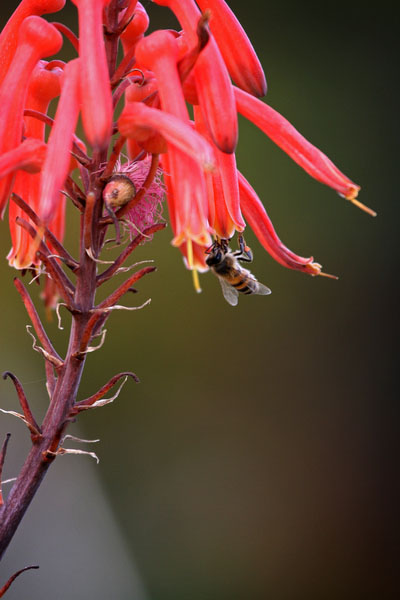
[0,1,398,598]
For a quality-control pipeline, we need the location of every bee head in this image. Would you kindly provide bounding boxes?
[205,246,224,266]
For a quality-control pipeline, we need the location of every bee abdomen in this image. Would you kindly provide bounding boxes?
[230,273,257,294]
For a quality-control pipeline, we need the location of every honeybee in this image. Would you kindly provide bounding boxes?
[205,236,271,306]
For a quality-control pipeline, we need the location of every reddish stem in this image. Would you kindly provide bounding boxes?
[0,434,11,507]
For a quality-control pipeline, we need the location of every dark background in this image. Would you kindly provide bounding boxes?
[0,1,398,598]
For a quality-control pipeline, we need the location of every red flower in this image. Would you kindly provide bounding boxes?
[0,0,65,85]
[135,30,211,249]
[235,86,372,213]
[0,16,62,217]
[71,0,113,151]
[7,61,63,270]
[38,59,81,222]
[195,0,267,97]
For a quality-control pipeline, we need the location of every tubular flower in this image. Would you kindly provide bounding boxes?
[38,59,81,222]
[8,61,63,270]
[71,0,113,151]
[195,0,267,97]
[234,86,372,213]
[0,16,62,217]
[0,0,65,85]
[193,104,241,239]
[135,30,212,249]
[120,1,150,55]
[0,0,368,299]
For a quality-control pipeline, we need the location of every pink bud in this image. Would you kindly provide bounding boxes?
[120,2,149,54]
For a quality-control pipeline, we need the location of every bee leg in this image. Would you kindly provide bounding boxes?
[235,234,253,262]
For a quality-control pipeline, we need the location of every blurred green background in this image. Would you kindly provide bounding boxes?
[0,1,398,599]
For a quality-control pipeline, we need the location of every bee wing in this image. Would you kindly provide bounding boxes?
[218,277,239,306]
[255,282,272,296]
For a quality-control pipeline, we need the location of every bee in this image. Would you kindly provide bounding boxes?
[205,236,271,306]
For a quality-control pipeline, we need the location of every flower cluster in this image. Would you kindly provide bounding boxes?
[0,0,371,302]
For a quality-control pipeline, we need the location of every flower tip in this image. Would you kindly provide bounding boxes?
[306,262,322,276]
[345,185,361,201]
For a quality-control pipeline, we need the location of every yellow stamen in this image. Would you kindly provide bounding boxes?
[349,197,377,217]
[192,268,202,293]
[186,238,202,294]
[318,271,339,280]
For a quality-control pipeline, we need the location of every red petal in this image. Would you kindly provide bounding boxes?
[71,0,113,150]
[0,0,65,85]
[39,59,80,221]
[235,86,360,200]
